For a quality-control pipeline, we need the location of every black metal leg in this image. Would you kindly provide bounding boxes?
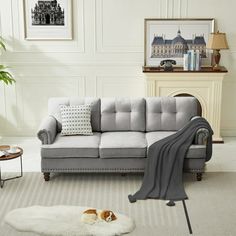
[0,165,3,188]
[0,155,23,188]
[182,200,193,234]
[20,155,23,177]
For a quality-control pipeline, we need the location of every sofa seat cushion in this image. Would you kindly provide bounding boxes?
[41,132,101,158]
[146,132,206,159]
[100,132,147,158]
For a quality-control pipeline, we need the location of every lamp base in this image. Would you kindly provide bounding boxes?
[213,64,221,71]
[213,49,221,71]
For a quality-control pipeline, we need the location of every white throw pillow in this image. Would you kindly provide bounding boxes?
[60,105,93,136]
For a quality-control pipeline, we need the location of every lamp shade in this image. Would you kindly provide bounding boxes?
[207,32,229,50]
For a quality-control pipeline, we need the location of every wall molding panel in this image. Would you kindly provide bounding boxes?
[2,0,85,53]
[95,76,145,97]
[0,84,7,135]
[159,0,188,18]
[1,76,86,136]
[0,0,236,136]
[95,0,144,53]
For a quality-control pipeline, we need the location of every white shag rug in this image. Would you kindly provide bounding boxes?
[5,205,135,236]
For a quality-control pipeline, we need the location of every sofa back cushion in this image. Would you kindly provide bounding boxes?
[146,97,197,131]
[101,98,145,131]
[48,97,101,132]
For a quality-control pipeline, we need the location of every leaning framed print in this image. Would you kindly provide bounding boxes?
[144,18,215,67]
[23,0,73,40]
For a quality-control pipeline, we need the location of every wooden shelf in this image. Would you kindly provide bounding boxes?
[143,66,228,73]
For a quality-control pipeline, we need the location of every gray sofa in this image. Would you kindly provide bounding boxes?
[37,97,210,181]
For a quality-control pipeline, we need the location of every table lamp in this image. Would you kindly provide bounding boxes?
[207,31,229,70]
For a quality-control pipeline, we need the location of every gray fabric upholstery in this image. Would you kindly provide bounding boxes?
[194,128,210,145]
[145,131,176,146]
[41,133,101,158]
[38,96,210,175]
[186,145,206,158]
[99,132,147,158]
[101,98,145,131]
[183,158,205,171]
[146,97,197,131]
[37,116,57,144]
[146,132,206,158]
[42,157,205,173]
[41,158,145,173]
[191,116,210,145]
[48,97,101,132]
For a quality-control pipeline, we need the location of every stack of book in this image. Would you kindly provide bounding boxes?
[183,50,201,71]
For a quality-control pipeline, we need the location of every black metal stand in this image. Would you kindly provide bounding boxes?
[182,200,193,234]
[0,155,23,188]
[166,200,193,234]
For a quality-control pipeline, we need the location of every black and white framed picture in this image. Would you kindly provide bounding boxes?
[144,18,215,67]
[23,0,72,40]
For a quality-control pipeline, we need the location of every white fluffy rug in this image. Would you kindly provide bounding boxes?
[5,205,135,236]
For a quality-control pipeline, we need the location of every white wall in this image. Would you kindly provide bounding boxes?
[0,0,235,136]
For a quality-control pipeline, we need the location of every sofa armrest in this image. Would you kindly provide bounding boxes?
[191,116,209,145]
[37,116,57,144]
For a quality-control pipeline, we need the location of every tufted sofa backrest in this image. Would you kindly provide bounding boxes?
[145,97,198,131]
[47,96,197,133]
[101,98,146,132]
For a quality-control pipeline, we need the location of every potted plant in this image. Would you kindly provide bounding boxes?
[0,36,15,85]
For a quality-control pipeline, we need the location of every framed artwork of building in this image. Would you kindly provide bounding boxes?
[23,0,72,40]
[144,18,215,67]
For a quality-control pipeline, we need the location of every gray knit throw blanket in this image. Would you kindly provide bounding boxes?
[128,117,213,203]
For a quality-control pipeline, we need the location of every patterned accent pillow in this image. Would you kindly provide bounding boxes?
[60,105,93,136]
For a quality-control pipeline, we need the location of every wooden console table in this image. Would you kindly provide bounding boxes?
[143,66,228,143]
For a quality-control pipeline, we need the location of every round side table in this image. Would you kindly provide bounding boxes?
[0,145,23,188]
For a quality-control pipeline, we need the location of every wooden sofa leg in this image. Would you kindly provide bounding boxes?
[196,173,202,181]
[44,172,50,181]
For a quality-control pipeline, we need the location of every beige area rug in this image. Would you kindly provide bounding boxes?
[0,172,236,236]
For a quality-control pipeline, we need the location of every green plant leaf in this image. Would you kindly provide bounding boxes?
[0,65,7,70]
[0,75,9,85]
[0,37,6,51]
[0,71,15,85]
[0,37,14,85]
